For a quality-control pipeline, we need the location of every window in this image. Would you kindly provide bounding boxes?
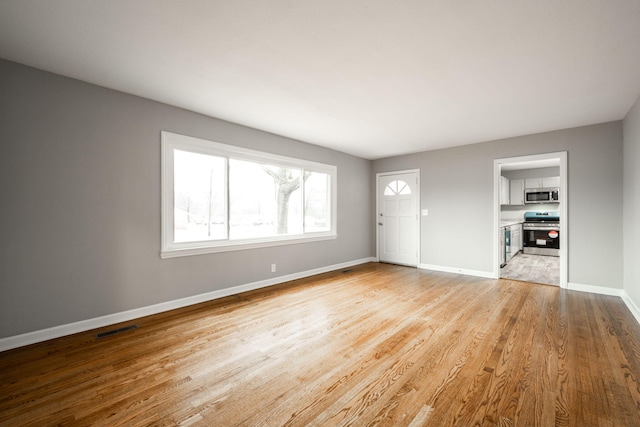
[384,180,411,196]
[161,132,337,258]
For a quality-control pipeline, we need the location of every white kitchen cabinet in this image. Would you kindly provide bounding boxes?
[525,178,541,188]
[509,179,524,205]
[525,176,559,189]
[500,176,510,205]
[542,176,560,187]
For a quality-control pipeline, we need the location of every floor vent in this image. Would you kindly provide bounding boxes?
[342,269,353,273]
[95,324,139,339]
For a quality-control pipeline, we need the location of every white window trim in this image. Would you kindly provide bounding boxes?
[161,131,337,258]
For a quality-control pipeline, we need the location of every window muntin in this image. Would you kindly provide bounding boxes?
[161,132,337,258]
[384,180,411,196]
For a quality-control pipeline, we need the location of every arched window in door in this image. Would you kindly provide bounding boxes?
[384,180,412,196]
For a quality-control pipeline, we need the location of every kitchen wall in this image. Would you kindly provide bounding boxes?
[501,203,560,223]
[501,167,561,221]
[0,59,374,339]
[372,121,623,289]
[623,94,640,315]
[501,166,560,181]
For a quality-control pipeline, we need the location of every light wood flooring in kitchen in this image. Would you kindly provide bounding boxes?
[501,252,560,286]
[2,262,640,426]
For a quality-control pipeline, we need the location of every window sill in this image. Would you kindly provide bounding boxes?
[161,233,337,259]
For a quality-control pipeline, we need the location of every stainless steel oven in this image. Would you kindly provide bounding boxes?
[522,211,560,256]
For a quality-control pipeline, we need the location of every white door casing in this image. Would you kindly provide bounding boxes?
[377,171,419,266]
[493,152,568,288]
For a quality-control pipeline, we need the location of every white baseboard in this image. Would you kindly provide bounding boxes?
[567,282,623,297]
[418,263,494,279]
[622,291,640,326]
[416,271,640,328]
[0,257,376,352]
[568,283,640,327]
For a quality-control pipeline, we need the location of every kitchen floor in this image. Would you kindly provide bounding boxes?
[500,252,560,286]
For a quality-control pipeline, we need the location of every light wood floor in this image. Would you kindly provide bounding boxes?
[1,263,640,426]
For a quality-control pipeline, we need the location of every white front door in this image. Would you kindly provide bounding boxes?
[378,172,419,266]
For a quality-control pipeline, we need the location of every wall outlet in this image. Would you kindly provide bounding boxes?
[271,264,277,273]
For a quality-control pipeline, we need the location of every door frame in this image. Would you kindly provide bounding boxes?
[376,169,421,266]
[493,151,568,288]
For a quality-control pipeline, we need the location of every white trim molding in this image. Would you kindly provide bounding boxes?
[161,131,338,258]
[493,151,568,288]
[4,259,637,353]
[622,291,640,326]
[375,169,421,267]
[568,283,640,327]
[567,282,623,297]
[419,263,494,279]
[0,257,376,352]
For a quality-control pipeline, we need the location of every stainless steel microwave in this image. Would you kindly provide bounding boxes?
[524,187,559,204]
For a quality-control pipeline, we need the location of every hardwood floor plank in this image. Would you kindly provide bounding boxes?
[365,281,517,425]
[584,295,640,426]
[445,281,536,425]
[598,295,640,415]
[520,285,560,426]
[1,263,640,426]
[421,281,524,425]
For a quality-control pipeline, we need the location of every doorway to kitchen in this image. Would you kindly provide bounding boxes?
[493,152,568,287]
[376,170,420,267]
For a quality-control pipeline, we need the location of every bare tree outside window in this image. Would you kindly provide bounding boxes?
[263,167,311,234]
[229,160,302,238]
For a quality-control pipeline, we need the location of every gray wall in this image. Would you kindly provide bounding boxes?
[623,95,640,308]
[0,56,631,341]
[0,59,373,338]
[373,122,624,288]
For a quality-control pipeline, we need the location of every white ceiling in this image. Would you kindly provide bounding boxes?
[1,1,639,160]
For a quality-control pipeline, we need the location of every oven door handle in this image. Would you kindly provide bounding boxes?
[523,225,560,231]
